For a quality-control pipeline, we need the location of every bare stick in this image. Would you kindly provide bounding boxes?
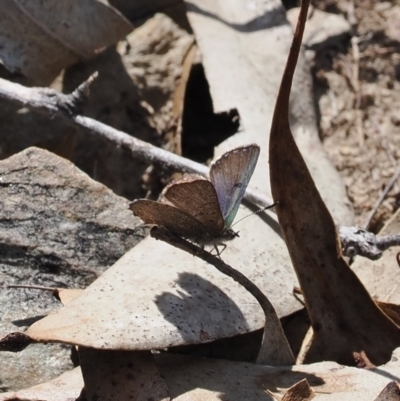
[3,76,400,261]
[5,284,57,291]
[340,225,400,260]
[150,226,294,366]
[347,1,364,147]
[0,75,273,209]
[364,166,400,230]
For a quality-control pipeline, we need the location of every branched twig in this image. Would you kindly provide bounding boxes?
[364,166,400,230]
[339,226,400,260]
[1,76,400,261]
[0,75,273,209]
[150,226,294,366]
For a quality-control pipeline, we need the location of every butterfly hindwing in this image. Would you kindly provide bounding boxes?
[210,144,260,227]
[130,199,208,238]
[130,144,259,245]
[161,174,225,237]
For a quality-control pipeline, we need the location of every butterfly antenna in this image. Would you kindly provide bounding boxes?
[232,202,278,227]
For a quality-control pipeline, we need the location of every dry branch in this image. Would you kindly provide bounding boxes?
[0,75,399,262]
[0,75,272,209]
[340,226,400,260]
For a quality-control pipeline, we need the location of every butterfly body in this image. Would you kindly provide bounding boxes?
[130,144,260,251]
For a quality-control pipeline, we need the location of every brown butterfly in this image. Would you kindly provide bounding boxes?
[130,144,260,253]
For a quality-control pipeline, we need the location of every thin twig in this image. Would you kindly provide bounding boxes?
[364,166,400,230]
[347,1,364,147]
[340,225,400,260]
[2,76,400,261]
[373,117,397,167]
[150,226,294,366]
[4,284,57,291]
[0,76,273,209]
[376,234,400,251]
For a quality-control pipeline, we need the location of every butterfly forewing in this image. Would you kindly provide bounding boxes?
[161,174,225,237]
[130,199,208,238]
[210,144,260,227]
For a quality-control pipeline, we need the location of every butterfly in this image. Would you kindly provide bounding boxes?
[130,144,260,254]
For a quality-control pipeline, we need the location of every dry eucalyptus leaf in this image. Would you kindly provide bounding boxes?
[352,208,400,304]
[54,288,84,305]
[281,379,315,401]
[79,348,170,401]
[185,0,353,226]
[0,0,133,85]
[164,42,197,155]
[3,348,400,401]
[19,6,318,353]
[376,301,400,327]
[159,350,400,401]
[0,367,83,401]
[268,0,400,365]
[374,381,400,401]
[18,0,347,360]
[25,232,298,351]
[287,7,351,49]
[0,332,33,352]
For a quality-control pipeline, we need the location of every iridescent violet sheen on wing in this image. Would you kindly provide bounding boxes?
[130,144,260,253]
[210,144,260,227]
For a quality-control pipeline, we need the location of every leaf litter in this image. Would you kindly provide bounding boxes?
[269,0,400,366]
[2,0,397,399]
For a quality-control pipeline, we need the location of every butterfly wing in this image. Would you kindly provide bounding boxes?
[130,199,208,238]
[210,144,260,227]
[161,174,225,237]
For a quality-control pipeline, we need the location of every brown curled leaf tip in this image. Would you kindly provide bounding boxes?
[0,332,33,352]
[397,252,400,268]
[353,350,376,369]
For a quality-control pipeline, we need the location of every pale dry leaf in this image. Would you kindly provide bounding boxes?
[286,7,351,49]
[352,208,400,304]
[376,301,400,327]
[0,0,133,85]
[79,348,170,401]
[0,367,83,401]
[3,349,400,400]
[185,0,353,226]
[281,379,315,401]
[373,381,400,401]
[268,0,400,365]
[159,350,400,400]
[55,289,84,305]
[19,5,315,351]
[24,234,298,351]
[3,0,353,363]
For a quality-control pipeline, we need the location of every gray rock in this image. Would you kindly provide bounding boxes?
[0,147,144,391]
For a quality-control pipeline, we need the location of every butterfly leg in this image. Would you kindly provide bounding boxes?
[212,243,227,258]
[218,243,227,256]
[191,240,205,257]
